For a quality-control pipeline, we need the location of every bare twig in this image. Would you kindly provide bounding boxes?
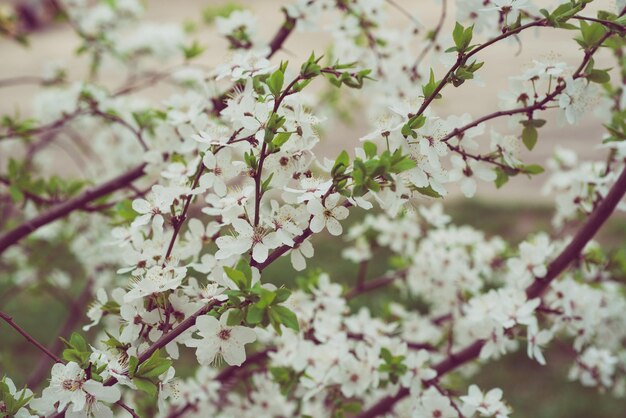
[0,163,146,255]
[0,311,63,363]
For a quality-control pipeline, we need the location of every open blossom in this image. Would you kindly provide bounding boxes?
[186,313,257,366]
[83,288,109,331]
[413,387,458,418]
[558,77,599,124]
[307,194,349,236]
[290,239,315,271]
[526,324,553,366]
[568,347,619,389]
[30,362,120,417]
[1,376,35,418]
[200,148,244,196]
[460,385,511,418]
[215,219,281,263]
[124,265,187,302]
[449,155,497,198]
[215,49,276,81]
[506,234,553,286]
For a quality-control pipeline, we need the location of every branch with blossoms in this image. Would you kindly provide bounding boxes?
[355,160,626,418]
[2,1,626,418]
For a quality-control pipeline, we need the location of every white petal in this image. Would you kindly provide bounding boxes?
[309,215,325,233]
[83,381,120,404]
[291,250,306,271]
[231,326,257,345]
[306,199,325,216]
[221,344,247,366]
[326,217,343,236]
[195,315,219,336]
[252,244,269,263]
[461,178,476,198]
[132,199,151,214]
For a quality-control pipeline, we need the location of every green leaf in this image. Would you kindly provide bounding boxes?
[300,52,322,78]
[274,288,291,304]
[223,266,248,290]
[128,356,139,378]
[137,349,172,379]
[422,69,441,98]
[70,332,88,352]
[522,125,538,151]
[272,131,292,148]
[267,69,285,97]
[452,22,464,50]
[588,69,610,84]
[257,287,277,308]
[182,40,206,60]
[332,150,350,177]
[227,309,245,326]
[579,21,606,47]
[390,157,416,173]
[452,22,473,52]
[271,305,300,332]
[246,305,264,324]
[494,168,509,188]
[415,185,442,198]
[522,164,545,175]
[134,377,158,398]
[363,141,377,159]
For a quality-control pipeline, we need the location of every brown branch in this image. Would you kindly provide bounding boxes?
[0,311,63,364]
[356,160,626,418]
[166,349,274,418]
[411,0,447,78]
[91,109,149,151]
[438,27,616,149]
[412,19,546,120]
[27,279,94,388]
[102,299,223,388]
[345,268,407,300]
[0,163,146,255]
[0,110,84,141]
[268,10,297,58]
[211,11,297,115]
[0,75,45,88]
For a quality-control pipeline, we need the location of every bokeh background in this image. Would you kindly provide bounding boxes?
[1,1,625,417]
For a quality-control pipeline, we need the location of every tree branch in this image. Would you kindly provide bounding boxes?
[27,279,94,388]
[0,163,146,255]
[0,311,63,364]
[356,160,626,418]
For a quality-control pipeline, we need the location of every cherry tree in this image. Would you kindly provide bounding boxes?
[1,0,626,417]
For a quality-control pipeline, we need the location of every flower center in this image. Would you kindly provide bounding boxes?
[62,379,82,392]
[218,328,231,341]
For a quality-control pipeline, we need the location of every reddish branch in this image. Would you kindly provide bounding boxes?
[0,163,146,255]
[211,11,297,114]
[166,348,274,418]
[27,280,94,389]
[440,30,617,147]
[0,311,63,363]
[410,0,447,78]
[345,268,407,300]
[412,19,547,120]
[355,161,626,418]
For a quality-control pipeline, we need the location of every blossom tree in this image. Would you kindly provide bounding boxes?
[1,0,626,417]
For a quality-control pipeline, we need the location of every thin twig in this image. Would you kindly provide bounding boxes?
[0,311,63,363]
[0,163,146,255]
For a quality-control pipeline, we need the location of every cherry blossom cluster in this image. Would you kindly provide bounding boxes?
[1,1,626,418]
